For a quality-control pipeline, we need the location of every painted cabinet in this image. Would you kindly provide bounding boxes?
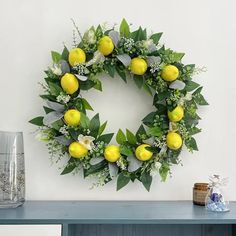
[0,201,236,236]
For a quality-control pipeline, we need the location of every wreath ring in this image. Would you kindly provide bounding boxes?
[30,19,208,191]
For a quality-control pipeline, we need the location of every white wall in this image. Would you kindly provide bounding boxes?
[0,0,235,201]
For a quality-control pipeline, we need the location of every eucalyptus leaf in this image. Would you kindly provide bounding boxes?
[143,137,155,145]
[55,136,71,146]
[86,51,105,66]
[58,60,70,74]
[75,75,88,81]
[127,156,142,172]
[89,157,104,165]
[108,163,118,178]
[169,80,186,90]
[148,43,157,53]
[116,54,131,67]
[43,111,63,126]
[108,30,120,46]
[147,56,161,66]
[46,100,65,112]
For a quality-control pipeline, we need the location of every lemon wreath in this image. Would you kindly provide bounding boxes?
[29,19,207,191]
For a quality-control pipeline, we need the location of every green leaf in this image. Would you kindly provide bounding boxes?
[89,113,100,137]
[104,64,115,78]
[68,129,79,141]
[97,133,114,143]
[185,81,200,92]
[117,172,130,191]
[60,158,77,175]
[185,137,198,151]
[61,46,69,61]
[51,51,61,63]
[126,129,137,145]
[96,24,103,36]
[189,126,201,135]
[51,120,64,131]
[98,121,107,136]
[147,127,162,137]
[142,112,156,126]
[172,52,185,62]
[131,27,146,41]
[194,93,209,106]
[150,32,163,44]
[120,18,130,37]
[40,94,57,102]
[43,106,54,114]
[48,82,63,96]
[93,79,102,91]
[184,64,195,74]
[116,129,126,145]
[133,75,144,89]
[120,145,133,156]
[29,116,44,126]
[136,125,146,142]
[143,83,153,96]
[159,163,170,181]
[84,160,107,178]
[116,66,127,82]
[80,112,90,129]
[81,98,93,111]
[80,79,96,90]
[140,172,152,191]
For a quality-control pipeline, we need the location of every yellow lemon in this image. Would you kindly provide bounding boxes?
[68,48,86,66]
[60,73,79,95]
[168,106,184,122]
[130,58,148,75]
[98,36,114,56]
[104,145,120,162]
[64,109,81,126]
[161,65,179,82]
[166,132,183,150]
[135,144,153,161]
[69,142,88,158]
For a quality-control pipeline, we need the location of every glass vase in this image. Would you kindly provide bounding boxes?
[0,131,25,208]
[205,175,229,212]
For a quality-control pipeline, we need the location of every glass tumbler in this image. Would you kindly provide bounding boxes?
[0,131,25,208]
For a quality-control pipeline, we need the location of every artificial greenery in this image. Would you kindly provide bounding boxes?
[29,19,207,191]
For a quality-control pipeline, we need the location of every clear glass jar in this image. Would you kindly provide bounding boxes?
[205,175,229,212]
[0,131,25,208]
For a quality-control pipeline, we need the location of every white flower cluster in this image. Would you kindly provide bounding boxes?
[73,64,89,75]
[56,92,70,104]
[121,37,135,52]
[116,156,127,170]
[59,125,69,137]
[150,157,162,177]
[150,62,160,74]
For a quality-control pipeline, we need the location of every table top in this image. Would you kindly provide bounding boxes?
[0,201,235,224]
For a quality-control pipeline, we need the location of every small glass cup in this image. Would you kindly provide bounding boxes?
[0,131,25,208]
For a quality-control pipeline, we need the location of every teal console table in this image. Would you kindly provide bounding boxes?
[0,201,235,236]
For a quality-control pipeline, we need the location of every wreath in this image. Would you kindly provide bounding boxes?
[29,19,208,191]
